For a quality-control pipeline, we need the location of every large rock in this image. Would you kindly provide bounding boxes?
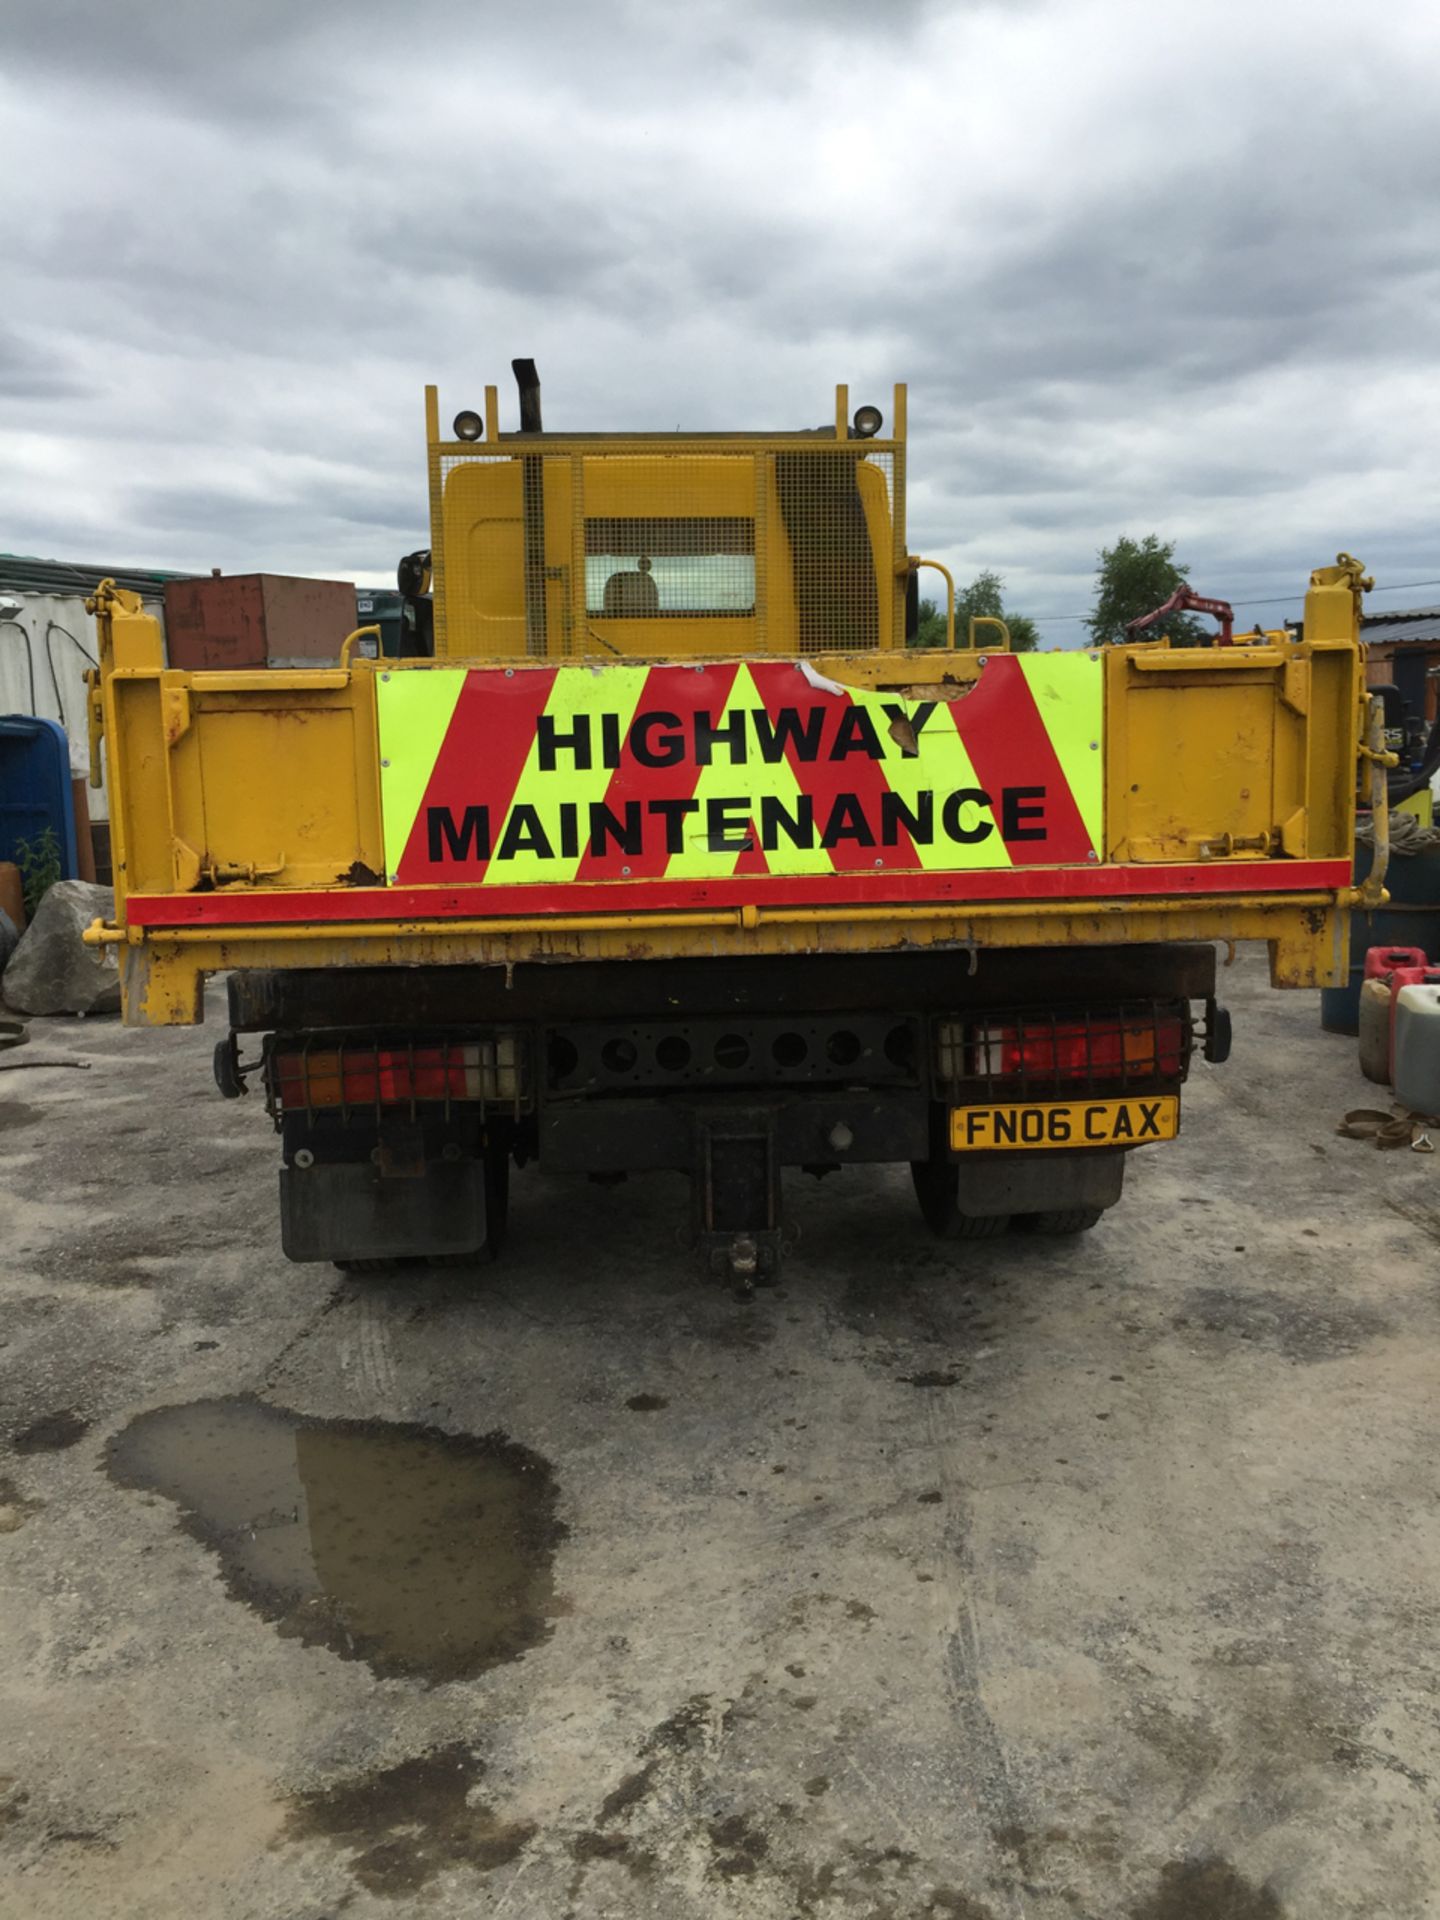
[2,880,121,1016]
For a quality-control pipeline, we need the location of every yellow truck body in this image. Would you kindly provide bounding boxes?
[84,375,1376,1278]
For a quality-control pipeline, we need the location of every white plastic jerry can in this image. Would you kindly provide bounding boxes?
[1393,984,1440,1115]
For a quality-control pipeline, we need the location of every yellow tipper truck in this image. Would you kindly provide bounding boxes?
[85,364,1382,1285]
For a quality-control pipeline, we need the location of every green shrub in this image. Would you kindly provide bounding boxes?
[14,826,63,919]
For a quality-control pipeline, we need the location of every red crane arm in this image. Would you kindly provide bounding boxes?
[1124,585,1235,646]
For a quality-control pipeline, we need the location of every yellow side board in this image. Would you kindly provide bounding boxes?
[86,565,1368,1026]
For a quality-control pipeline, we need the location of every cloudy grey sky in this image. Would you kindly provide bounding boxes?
[3,0,1438,633]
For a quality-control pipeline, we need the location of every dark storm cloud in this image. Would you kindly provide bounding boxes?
[2,0,1438,613]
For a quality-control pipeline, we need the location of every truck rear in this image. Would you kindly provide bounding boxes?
[85,370,1375,1285]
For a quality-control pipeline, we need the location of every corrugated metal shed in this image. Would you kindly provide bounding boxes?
[0,553,191,599]
[0,555,186,825]
[1361,607,1440,646]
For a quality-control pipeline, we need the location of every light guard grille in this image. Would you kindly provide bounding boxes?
[934,1001,1193,1101]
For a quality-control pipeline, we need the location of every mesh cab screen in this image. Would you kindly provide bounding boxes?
[433,435,902,658]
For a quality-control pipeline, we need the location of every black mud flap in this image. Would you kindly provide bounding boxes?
[948,1148,1126,1217]
[279,1160,487,1264]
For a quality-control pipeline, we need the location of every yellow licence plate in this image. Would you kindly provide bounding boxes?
[950,1095,1180,1152]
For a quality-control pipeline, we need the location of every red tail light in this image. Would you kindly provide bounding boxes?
[973,1013,1186,1084]
[272,1045,486,1111]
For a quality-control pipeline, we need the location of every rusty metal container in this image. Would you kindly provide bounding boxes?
[163,573,357,669]
[0,861,25,934]
[1358,978,1392,1084]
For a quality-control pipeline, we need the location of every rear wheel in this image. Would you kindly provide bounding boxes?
[1014,1206,1104,1235]
[910,1157,1010,1240]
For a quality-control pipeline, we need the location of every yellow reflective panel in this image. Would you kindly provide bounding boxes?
[377,670,467,878]
[1018,652,1104,855]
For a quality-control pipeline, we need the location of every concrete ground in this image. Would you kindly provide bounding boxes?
[2,947,1439,1920]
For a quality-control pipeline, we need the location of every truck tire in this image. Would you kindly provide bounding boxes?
[910,1158,1010,1240]
[1015,1206,1104,1235]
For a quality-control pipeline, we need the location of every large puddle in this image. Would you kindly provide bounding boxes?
[105,1397,564,1683]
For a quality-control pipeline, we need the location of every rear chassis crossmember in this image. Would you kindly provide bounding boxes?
[232,943,1219,1285]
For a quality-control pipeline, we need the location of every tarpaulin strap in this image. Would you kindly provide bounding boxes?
[1337,1106,1439,1151]
[0,1017,90,1071]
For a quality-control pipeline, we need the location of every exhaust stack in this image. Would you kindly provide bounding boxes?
[512,359,542,433]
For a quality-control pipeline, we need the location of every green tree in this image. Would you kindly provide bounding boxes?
[914,597,947,646]
[1087,534,1206,646]
[913,569,1038,651]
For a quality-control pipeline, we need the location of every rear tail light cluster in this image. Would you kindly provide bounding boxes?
[936,1003,1190,1096]
[267,1036,525,1118]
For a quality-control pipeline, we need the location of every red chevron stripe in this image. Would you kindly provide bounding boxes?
[396,666,558,883]
[748,661,918,873]
[576,662,740,880]
[953,655,1093,866]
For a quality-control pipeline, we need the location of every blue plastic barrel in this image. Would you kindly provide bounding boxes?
[0,716,80,878]
[1320,837,1440,1034]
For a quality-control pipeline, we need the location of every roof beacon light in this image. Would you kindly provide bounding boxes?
[852,404,883,439]
[453,409,484,442]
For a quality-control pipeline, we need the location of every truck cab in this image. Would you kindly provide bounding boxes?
[436,383,903,660]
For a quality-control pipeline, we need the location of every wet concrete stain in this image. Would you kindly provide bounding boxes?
[1331,1736,1429,1785]
[0,1776,28,1827]
[707,1810,770,1877]
[1125,1696,1226,1790]
[845,1840,919,1885]
[597,1761,658,1824]
[0,1102,37,1134]
[33,1236,211,1291]
[648,1694,715,1750]
[624,1392,669,1411]
[105,1396,565,1682]
[924,1892,997,1919]
[569,1827,656,1877]
[899,1370,964,1388]
[279,1743,534,1895]
[1129,1856,1283,1918]
[706,1311,777,1352]
[992,1819,1122,1876]
[590,1696,713,1837]
[11,1408,90,1455]
[1177,1286,1390,1363]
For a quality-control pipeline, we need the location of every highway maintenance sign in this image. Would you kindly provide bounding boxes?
[376,653,1104,900]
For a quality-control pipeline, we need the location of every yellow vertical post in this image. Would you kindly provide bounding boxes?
[424,385,447,653]
[485,384,500,443]
[891,382,908,644]
[752,451,769,653]
[834,385,849,438]
[569,454,586,658]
